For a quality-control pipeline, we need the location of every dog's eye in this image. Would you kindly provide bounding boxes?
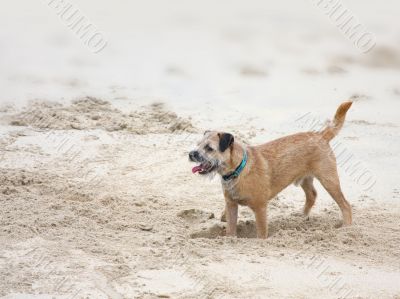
[204,145,214,152]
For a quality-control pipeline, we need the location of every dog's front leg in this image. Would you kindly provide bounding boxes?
[225,199,238,237]
[251,203,268,239]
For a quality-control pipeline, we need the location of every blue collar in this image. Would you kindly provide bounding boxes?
[222,149,248,181]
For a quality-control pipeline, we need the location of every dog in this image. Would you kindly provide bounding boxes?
[189,101,353,238]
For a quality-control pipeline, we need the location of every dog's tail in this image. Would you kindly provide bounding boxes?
[320,101,353,141]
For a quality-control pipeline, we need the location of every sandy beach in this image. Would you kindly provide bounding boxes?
[1,1,400,298]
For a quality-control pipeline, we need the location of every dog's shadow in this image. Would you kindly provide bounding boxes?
[189,214,343,239]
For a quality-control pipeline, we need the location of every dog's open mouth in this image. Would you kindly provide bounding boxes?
[192,162,216,174]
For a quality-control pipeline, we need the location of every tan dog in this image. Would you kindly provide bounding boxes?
[189,101,353,238]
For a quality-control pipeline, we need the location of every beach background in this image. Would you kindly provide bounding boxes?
[0,0,399,298]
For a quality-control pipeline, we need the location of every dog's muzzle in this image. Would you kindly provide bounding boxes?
[189,150,201,162]
[189,150,217,174]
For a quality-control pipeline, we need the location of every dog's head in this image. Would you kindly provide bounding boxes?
[189,130,235,176]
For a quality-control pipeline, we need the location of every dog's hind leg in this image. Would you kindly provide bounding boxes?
[301,176,317,216]
[315,161,352,225]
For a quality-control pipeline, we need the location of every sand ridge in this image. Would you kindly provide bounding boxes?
[7,97,196,134]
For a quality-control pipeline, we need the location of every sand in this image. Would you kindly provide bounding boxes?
[1,97,399,298]
[6,98,195,134]
[1,0,400,298]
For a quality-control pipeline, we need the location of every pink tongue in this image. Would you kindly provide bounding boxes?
[192,165,203,173]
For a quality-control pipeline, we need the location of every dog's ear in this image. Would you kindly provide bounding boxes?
[204,130,211,135]
[218,133,234,152]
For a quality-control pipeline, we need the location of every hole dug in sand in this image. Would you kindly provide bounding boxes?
[186,209,356,244]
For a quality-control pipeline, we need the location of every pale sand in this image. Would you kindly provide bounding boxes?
[1,1,400,298]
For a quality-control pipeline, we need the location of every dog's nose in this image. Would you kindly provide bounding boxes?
[189,150,199,161]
